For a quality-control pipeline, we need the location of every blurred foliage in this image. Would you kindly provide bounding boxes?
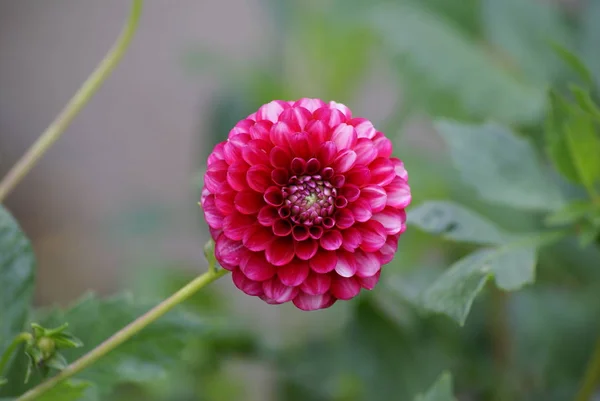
[3,0,600,401]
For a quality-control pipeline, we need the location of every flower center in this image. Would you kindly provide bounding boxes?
[282,175,337,226]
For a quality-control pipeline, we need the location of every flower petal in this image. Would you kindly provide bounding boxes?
[240,252,277,281]
[232,268,264,296]
[335,251,357,277]
[354,249,381,278]
[309,250,337,273]
[295,239,318,260]
[277,258,310,286]
[372,207,406,235]
[369,158,396,186]
[222,211,255,241]
[262,277,299,304]
[246,165,272,192]
[319,230,343,251]
[331,123,358,150]
[330,276,361,300]
[266,236,295,266]
[226,162,250,191]
[358,270,381,290]
[293,292,336,311]
[202,194,223,229]
[215,234,246,270]
[257,206,279,226]
[331,150,357,173]
[361,185,387,213]
[300,272,332,295]
[234,190,265,214]
[294,98,326,112]
[341,227,362,252]
[385,176,412,208]
[358,220,387,252]
[243,224,274,251]
[256,100,289,123]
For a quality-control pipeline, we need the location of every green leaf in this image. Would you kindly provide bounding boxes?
[0,206,35,368]
[33,293,212,398]
[35,380,92,401]
[564,107,600,197]
[545,200,599,226]
[372,4,546,125]
[436,120,564,211]
[550,42,594,87]
[413,372,457,401]
[545,90,581,182]
[481,0,571,85]
[569,85,600,120]
[408,201,509,245]
[422,245,537,325]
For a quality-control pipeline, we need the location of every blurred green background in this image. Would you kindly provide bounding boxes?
[1,0,600,400]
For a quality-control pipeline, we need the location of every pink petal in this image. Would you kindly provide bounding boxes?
[372,132,393,158]
[309,250,337,273]
[279,107,311,130]
[332,150,357,173]
[242,140,271,166]
[369,158,396,186]
[335,251,357,277]
[215,190,236,214]
[330,276,361,300]
[385,177,412,208]
[232,268,264,296]
[208,142,226,164]
[309,226,324,239]
[256,100,290,123]
[270,146,292,169]
[354,138,378,165]
[358,220,387,252]
[391,158,409,181]
[317,141,337,166]
[354,250,381,278]
[291,157,307,176]
[234,190,265,215]
[335,208,355,229]
[305,120,328,151]
[328,101,352,119]
[243,225,274,251]
[294,98,326,112]
[262,277,299,304]
[277,258,310,286]
[295,239,318,260]
[341,227,362,252]
[233,118,255,134]
[202,194,223,229]
[246,165,272,192]
[224,134,250,165]
[226,162,250,191]
[273,219,293,236]
[331,123,358,150]
[378,235,399,264]
[257,206,279,226]
[340,184,361,202]
[289,132,312,160]
[293,292,336,311]
[314,107,346,127]
[266,236,295,266]
[372,207,406,235]
[349,198,372,222]
[306,158,321,175]
[222,211,255,241]
[349,117,376,139]
[361,185,387,213]
[205,160,229,193]
[215,234,246,270]
[319,230,343,251]
[300,272,332,295]
[270,121,295,149]
[345,165,371,188]
[240,252,277,281]
[249,120,273,141]
[271,168,289,186]
[264,186,284,206]
[358,270,381,290]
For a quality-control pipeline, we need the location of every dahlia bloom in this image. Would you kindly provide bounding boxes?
[201,98,411,310]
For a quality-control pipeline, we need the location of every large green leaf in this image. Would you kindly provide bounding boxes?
[413,372,457,401]
[481,0,572,85]
[422,245,537,325]
[436,120,564,211]
[0,206,35,370]
[372,4,546,125]
[408,201,509,245]
[4,294,215,399]
[545,90,581,182]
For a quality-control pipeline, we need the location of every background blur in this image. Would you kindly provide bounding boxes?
[1,0,600,400]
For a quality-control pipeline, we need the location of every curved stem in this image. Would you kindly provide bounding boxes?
[0,0,144,202]
[16,267,229,401]
[0,332,33,377]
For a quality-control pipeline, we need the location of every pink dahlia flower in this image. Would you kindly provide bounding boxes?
[201,98,411,311]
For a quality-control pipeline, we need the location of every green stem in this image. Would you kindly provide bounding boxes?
[16,268,229,401]
[575,335,600,401]
[0,333,33,377]
[0,0,143,202]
